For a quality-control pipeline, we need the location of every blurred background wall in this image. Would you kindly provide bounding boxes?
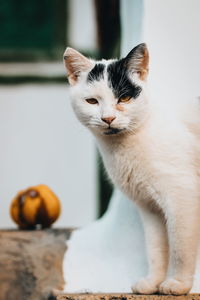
[143,0,200,106]
[0,0,99,228]
[1,0,200,228]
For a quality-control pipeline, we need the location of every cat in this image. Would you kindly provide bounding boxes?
[63,43,200,295]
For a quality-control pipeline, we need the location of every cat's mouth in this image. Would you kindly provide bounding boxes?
[103,127,125,135]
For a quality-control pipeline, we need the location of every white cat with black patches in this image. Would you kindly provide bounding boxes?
[63,44,200,295]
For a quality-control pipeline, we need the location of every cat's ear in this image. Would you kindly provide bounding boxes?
[63,47,94,85]
[124,43,149,80]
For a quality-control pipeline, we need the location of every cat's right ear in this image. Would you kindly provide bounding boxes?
[63,48,94,85]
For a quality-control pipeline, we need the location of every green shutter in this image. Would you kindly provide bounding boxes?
[0,0,67,61]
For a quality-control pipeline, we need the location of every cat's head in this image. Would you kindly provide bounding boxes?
[63,43,149,136]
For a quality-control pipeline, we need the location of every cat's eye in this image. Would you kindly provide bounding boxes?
[118,96,132,103]
[85,98,98,104]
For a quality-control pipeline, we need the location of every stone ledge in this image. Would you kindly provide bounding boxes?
[0,228,72,300]
[57,294,200,300]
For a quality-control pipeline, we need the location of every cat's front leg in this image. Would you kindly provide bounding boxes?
[132,205,168,294]
[159,192,200,295]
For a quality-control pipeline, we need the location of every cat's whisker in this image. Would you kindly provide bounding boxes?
[118,91,131,99]
[90,121,103,126]
[118,69,127,87]
[118,87,133,99]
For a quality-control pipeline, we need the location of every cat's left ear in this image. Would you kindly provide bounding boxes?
[124,43,149,80]
[63,47,94,85]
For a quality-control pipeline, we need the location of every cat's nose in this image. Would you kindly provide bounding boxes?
[101,116,116,125]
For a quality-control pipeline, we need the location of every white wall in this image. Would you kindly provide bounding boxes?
[0,84,97,228]
[120,0,144,57]
[121,0,200,102]
[68,0,97,51]
[143,0,200,102]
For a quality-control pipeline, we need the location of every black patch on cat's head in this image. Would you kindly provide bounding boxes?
[87,63,105,82]
[107,59,142,99]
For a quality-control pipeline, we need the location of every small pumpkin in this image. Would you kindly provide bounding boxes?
[10,184,61,229]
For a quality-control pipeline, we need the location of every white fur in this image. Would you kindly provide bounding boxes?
[63,189,200,293]
[65,49,200,295]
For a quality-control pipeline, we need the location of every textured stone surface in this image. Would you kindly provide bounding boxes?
[0,228,72,300]
[57,294,200,300]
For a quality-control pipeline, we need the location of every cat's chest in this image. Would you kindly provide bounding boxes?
[101,143,152,201]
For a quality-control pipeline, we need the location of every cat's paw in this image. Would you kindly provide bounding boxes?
[159,278,192,295]
[132,277,160,294]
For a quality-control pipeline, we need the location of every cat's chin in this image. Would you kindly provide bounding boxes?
[103,128,125,135]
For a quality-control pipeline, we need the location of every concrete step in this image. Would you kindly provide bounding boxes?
[57,294,200,300]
